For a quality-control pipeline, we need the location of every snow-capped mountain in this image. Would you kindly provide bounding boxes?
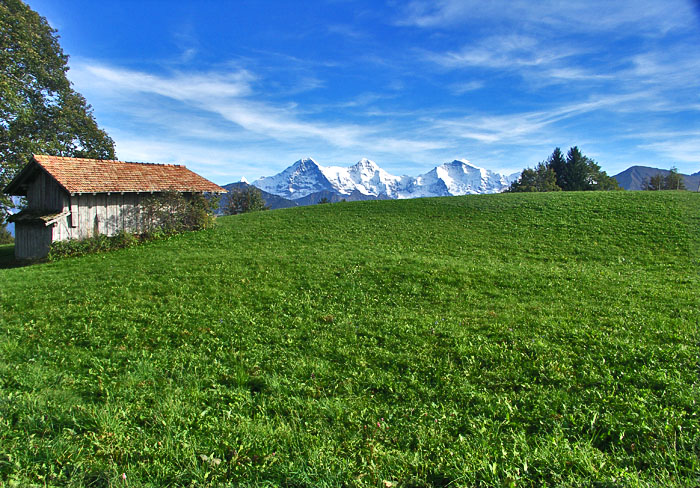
[254,157,336,199]
[252,157,518,201]
[322,158,410,198]
[400,159,517,198]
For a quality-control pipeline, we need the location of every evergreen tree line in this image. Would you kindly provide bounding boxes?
[507,147,620,193]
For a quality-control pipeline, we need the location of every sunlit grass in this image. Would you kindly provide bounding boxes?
[0,191,698,486]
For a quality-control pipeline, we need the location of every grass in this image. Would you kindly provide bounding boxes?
[0,191,698,487]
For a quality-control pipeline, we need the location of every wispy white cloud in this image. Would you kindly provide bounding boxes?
[70,55,697,180]
[424,34,582,70]
[637,133,700,166]
[431,92,648,145]
[82,65,255,100]
[68,60,452,177]
[74,63,365,146]
[397,0,696,35]
[449,81,484,95]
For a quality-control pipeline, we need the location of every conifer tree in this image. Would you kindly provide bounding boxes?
[664,167,686,190]
[509,147,620,193]
[507,162,560,192]
[643,167,686,191]
[547,147,567,190]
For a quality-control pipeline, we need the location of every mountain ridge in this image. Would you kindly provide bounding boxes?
[253,157,518,200]
[612,166,700,191]
[221,162,700,213]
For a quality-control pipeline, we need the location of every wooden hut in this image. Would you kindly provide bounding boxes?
[4,154,226,259]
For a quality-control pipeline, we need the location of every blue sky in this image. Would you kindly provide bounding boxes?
[27,0,700,184]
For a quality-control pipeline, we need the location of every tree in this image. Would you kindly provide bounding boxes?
[0,0,116,231]
[507,162,561,192]
[561,146,592,191]
[561,146,621,191]
[0,224,12,243]
[547,147,567,190]
[664,167,685,190]
[224,185,269,215]
[509,147,620,193]
[643,173,665,191]
[643,167,686,191]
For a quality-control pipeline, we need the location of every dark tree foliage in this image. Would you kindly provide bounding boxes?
[561,146,591,191]
[643,167,686,191]
[0,0,116,229]
[664,167,686,190]
[508,146,620,193]
[506,162,560,193]
[643,173,665,191]
[561,147,620,191]
[224,186,269,215]
[548,147,567,189]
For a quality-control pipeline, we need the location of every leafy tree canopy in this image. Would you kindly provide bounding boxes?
[0,0,116,227]
[508,147,620,193]
[224,185,269,215]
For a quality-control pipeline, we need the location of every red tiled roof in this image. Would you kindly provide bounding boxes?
[30,154,226,194]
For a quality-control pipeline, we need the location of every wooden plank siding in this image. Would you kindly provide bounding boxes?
[15,223,52,259]
[15,181,154,258]
[65,192,148,240]
[26,172,67,212]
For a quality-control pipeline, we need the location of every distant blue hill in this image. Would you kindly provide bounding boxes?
[613,166,700,191]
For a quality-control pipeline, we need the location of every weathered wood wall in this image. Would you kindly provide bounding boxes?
[15,223,52,259]
[59,193,148,240]
[26,171,68,212]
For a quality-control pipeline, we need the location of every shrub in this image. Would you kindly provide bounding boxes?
[140,191,217,236]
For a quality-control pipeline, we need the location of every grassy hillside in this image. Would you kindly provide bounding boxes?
[0,191,698,487]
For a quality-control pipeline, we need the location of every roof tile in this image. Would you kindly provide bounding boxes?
[31,154,226,194]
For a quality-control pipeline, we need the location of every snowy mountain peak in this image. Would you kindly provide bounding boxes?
[240,176,249,184]
[253,157,334,199]
[451,158,471,165]
[441,159,481,171]
[294,157,320,169]
[354,157,378,168]
[253,157,518,201]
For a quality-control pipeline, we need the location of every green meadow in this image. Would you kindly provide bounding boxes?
[0,191,698,487]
